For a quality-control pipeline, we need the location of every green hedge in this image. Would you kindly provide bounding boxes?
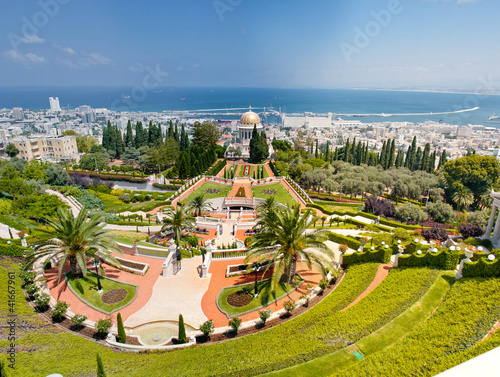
[398,249,459,270]
[0,241,27,257]
[152,183,182,190]
[206,159,226,176]
[462,257,500,278]
[327,232,361,250]
[343,246,392,266]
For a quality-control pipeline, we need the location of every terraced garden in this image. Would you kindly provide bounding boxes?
[4,257,500,376]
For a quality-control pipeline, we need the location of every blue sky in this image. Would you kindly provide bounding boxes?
[0,0,498,89]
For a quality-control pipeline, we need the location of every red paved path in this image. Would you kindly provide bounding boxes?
[342,263,393,311]
[46,253,164,324]
[201,258,322,327]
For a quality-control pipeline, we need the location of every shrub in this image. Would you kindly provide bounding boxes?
[116,313,126,344]
[426,201,455,224]
[20,271,36,286]
[391,228,412,243]
[364,197,395,217]
[398,249,459,270]
[244,237,252,247]
[459,223,484,239]
[71,314,87,326]
[34,293,50,309]
[43,259,52,271]
[343,246,392,266]
[283,300,296,313]
[25,283,38,296]
[421,226,449,243]
[259,309,272,325]
[95,318,113,335]
[319,279,328,290]
[178,314,187,344]
[118,194,131,203]
[200,320,214,337]
[52,301,69,321]
[229,317,242,333]
[467,210,489,229]
[395,203,427,224]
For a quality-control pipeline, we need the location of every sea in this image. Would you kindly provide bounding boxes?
[2,86,500,127]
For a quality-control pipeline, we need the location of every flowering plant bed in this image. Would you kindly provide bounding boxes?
[235,186,246,198]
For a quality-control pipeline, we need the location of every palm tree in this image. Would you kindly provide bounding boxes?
[186,193,212,217]
[245,206,335,290]
[452,186,474,210]
[160,206,195,244]
[26,207,122,281]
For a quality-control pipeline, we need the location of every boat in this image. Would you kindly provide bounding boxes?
[489,111,500,120]
[179,98,186,101]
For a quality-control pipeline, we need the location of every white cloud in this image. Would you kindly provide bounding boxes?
[20,35,45,44]
[57,51,114,68]
[3,49,46,64]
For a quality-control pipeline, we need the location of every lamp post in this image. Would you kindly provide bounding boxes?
[92,259,103,293]
[253,262,260,297]
[92,157,99,174]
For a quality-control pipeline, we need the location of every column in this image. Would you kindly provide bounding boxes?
[485,205,497,238]
[492,209,500,243]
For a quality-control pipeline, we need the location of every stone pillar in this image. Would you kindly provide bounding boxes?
[485,205,497,238]
[492,210,500,243]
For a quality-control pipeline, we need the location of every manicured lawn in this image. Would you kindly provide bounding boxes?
[263,271,455,376]
[252,183,296,207]
[65,272,138,315]
[217,276,303,318]
[181,182,229,204]
[239,165,254,177]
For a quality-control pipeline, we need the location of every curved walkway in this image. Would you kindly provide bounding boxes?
[342,263,393,311]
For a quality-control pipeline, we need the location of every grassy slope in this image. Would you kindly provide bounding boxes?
[263,271,454,377]
[2,262,379,377]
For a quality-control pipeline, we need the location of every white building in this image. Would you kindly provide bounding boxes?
[49,97,61,112]
[283,113,334,128]
[12,107,24,121]
[11,135,81,163]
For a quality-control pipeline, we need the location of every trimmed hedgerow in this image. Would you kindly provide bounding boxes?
[462,257,500,278]
[398,249,459,270]
[327,232,361,250]
[343,246,392,266]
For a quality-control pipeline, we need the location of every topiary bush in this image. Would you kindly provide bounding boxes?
[178,314,187,344]
[259,309,272,325]
[116,313,126,344]
[283,299,296,314]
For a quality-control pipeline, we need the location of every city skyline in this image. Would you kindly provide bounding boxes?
[0,0,499,89]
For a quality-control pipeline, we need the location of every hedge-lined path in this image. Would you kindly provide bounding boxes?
[264,162,274,178]
[262,272,454,377]
[45,252,164,324]
[342,263,393,311]
[201,258,323,327]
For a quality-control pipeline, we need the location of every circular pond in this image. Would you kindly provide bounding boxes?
[131,321,196,346]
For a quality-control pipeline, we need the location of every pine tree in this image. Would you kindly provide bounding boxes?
[96,353,107,377]
[178,314,187,344]
[117,313,126,343]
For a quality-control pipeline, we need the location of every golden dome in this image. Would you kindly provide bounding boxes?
[240,107,261,126]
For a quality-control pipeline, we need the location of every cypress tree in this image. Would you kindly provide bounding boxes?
[115,127,124,158]
[388,139,396,169]
[135,121,144,148]
[438,150,448,169]
[404,145,412,168]
[178,314,187,344]
[414,147,422,171]
[379,140,386,166]
[174,123,179,143]
[428,151,437,173]
[117,313,126,343]
[168,120,174,138]
[125,120,134,147]
[343,139,350,162]
[395,149,404,168]
[325,141,330,162]
[421,143,431,171]
[315,140,319,159]
[96,353,107,377]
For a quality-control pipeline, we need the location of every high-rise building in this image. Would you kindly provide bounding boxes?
[12,107,24,121]
[49,97,61,111]
[83,112,95,123]
[78,105,91,113]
